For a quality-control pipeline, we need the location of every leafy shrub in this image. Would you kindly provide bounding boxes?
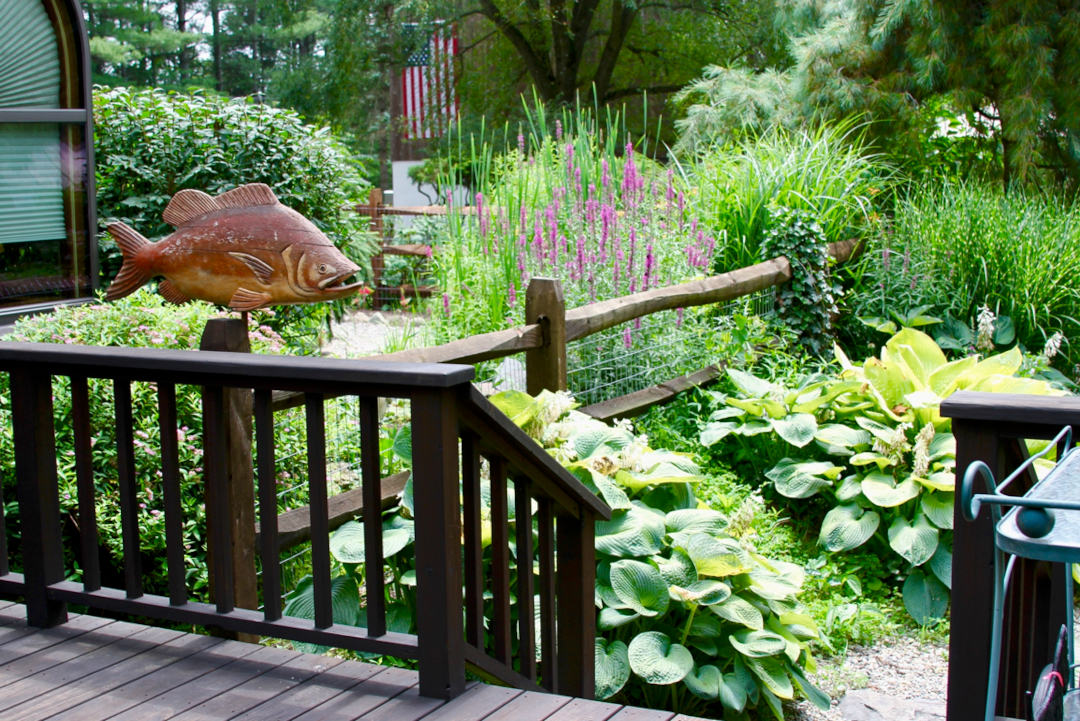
[698,328,1066,623]
[93,87,378,339]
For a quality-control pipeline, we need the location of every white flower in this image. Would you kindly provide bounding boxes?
[976,305,996,351]
[1042,332,1065,362]
[912,423,935,477]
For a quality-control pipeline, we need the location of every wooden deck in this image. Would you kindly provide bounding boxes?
[0,601,707,721]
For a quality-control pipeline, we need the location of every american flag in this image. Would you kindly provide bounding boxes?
[402,25,459,140]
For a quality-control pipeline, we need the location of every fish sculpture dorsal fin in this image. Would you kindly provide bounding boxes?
[162,183,280,227]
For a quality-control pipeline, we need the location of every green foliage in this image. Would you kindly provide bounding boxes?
[761,207,840,355]
[93,86,377,338]
[698,328,1067,623]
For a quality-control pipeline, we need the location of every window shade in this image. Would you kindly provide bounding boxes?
[0,0,61,108]
[0,124,66,245]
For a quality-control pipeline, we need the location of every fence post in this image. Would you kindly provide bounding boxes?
[525,278,567,395]
[10,370,66,628]
[368,188,386,290]
[200,318,258,640]
[411,387,465,699]
[556,510,596,698]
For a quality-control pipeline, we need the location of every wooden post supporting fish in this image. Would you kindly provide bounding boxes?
[525,278,567,395]
[200,317,260,642]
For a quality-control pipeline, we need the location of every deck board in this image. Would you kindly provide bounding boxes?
[0,612,712,721]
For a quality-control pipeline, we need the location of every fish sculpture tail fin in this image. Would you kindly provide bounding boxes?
[104,222,152,301]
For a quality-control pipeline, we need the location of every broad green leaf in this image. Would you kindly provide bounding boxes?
[928,356,978,396]
[815,424,872,456]
[670,580,732,606]
[710,406,747,421]
[861,473,920,507]
[917,471,956,492]
[929,545,952,589]
[599,607,640,629]
[329,521,412,563]
[710,595,764,630]
[884,328,948,381]
[765,459,840,499]
[718,672,748,712]
[835,475,865,502]
[929,433,956,459]
[729,630,787,658]
[685,534,751,577]
[792,381,864,414]
[789,662,831,710]
[903,570,949,625]
[994,316,1016,345]
[735,421,773,436]
[572,426,634,460]
[859,316,897,334]
[489,390,539,427]
[701,421,738,446]
[771,414,818,448]
[656,548,697,588]
[666,509,727,535]
[820,504,880,552]
[683,664,721,700]
[284,574,361,652]
[595,507,666,557]
[850,452,897,469]
[748,570,800,601]
[392,426,412,463]
[734,657,760,705]
[595,639,631,700]
[921,491,954,529]
[610,560,669,617]
[689,614,724,638]
[746,656,794,700]
[727,368,775,399]
[888,514,939,566]
[779,612,820,637]
[573,467,631,510]
[628,632,694,685]
[955,346,1023,388]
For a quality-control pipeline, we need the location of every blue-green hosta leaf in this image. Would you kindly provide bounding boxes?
[765,459,841,499]
[835,475,865,502]
[284,574,361,652]
[921,491,954,529]
[888,513,939,566]
[771,414,818,448]
[729,630,787,658]
[701,421,738,446]
[929,433,956,460]
[571,425,635,460]
[401,473,414,515]
[683,664,721,700]
[861,472,920,508]
[719,672,749,712]
[610,560,669,617]
[670,580,732,606]
[573,467,631,510]
[596,580,628,609]
[595,507,666,557]
[734,657,760,705]
[392,426,412,463]
[595,639,631,700]
[815,424,872,456]
[727,368,777,399]
[665,509,727,535]
[903,570,949,625]
[329,521,412,563]
[656,549,698,588]
[746,656,794,700]
[357,602,412,634]
[689,637,718,656]
[820,504,880,552]
[628,632,694,685]
[689,614,724,638]
[789,662,831,710]
[710,595,764,630]
[929,544,952,589]
[598,607,640,630]
[684,534,752,577]
[489,390,539,427]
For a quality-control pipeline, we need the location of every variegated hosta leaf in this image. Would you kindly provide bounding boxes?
[595,506,666,558]
[683,664,721,700]
[921,491,954,529]
[684,534,752,577]
[888,513,939,566]
[855,416,901,444]
[849,452,898,470]
[656,548,698,588]
[819,504,880,552]
[765,459,841,499]
[710,594,764,630]
[665,508,727,535]
[861,472,920,507]
[771,413,818,448]
[609,559,669,617]
[670,579,732,606]
[628,632,694,685]
[616,452,704,491]
[595,639,631,699]
[916,471,955,492]
[729,630,787,658]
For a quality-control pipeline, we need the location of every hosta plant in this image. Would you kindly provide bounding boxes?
[700,328,1065,624]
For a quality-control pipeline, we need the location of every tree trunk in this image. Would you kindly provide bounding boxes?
[211,0,223,91]
[177,0,189,81]
[592,0,636,102]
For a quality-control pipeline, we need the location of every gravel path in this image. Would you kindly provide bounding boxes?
[789,636,948,720]
[320,310,428,358]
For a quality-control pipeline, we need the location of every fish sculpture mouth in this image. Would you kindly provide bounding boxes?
[318,269,363,292]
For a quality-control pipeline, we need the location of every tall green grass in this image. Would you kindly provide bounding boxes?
[852,182,1080,364]
[680,123,895,272]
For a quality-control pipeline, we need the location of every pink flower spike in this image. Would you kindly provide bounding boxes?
[623,327,632,350]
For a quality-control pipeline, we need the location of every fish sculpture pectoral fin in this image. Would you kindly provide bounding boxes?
[229,252,274,284]
[104,222,153,301]
[229,287,273,311]
[157,280,191,305]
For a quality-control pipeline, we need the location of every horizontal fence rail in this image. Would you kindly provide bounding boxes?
[0,341,610,700]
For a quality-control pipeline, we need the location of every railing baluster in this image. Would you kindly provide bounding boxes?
[0,469,7,578]
[11,369,66,627]
[557,511,596,698]
[360,397,385,637]
[114,380,143,599]
[306,393,332,629]
[203,384,234,613]
[490,455,512,664]
[514,476,536,680]
[461,431,484,648]
[255,389,280,621]
[71,376,99,593]
[536,497,557,692]
[158,383,185,605]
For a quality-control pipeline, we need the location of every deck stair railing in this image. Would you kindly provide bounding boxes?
[0,341,610,700]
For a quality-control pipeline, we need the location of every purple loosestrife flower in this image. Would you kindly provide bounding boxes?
[555,119,562,140]
[676,308,684,328]
[883,246,891,271]
[678,192,686,229]
[508,283,517,308]
[623,327,632,350]
[518,133,525,155]
[476,193,487,238]
[442,293,451,317]
[644,244,655,288]
[635,317,642,330]
[577,235,586,277]
[629,277,637,294]
[520,204,527,232]
[614,250,624,287]
[601,160,611,189]
[666,169,676,203]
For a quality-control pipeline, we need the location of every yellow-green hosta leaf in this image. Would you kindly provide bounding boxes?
[928,356,978,396]
[888,513,939,566]
[849,452,898,470]
[727,397,768,417]
[792,380,865,413]
[954,346,1023,388]
[595,639,631,699]
[710,594,764,630]
[685,534,752,577]
[747,571,800,602]
[915,471,956,492]
[862,472,921,508]
[819,504,880,552]
[883,328,948,380]
[863,358,916,414]
[610,559,669,617]
[965,374,1063,396]
[628,632,694,685]
[489,390,539,427]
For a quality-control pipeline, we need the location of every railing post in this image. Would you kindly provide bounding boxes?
[556,510,596,698]
[200,318,258,639]
[411,387,465,699]
[10,369,66,627]
[525,278,567,395]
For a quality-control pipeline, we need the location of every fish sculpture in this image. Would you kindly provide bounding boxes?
[104,183,364,311]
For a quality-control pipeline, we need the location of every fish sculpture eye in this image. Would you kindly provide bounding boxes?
[319,264,328,273]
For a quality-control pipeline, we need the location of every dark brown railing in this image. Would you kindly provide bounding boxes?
[0,341,610,700]
[941,391,1080,721]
